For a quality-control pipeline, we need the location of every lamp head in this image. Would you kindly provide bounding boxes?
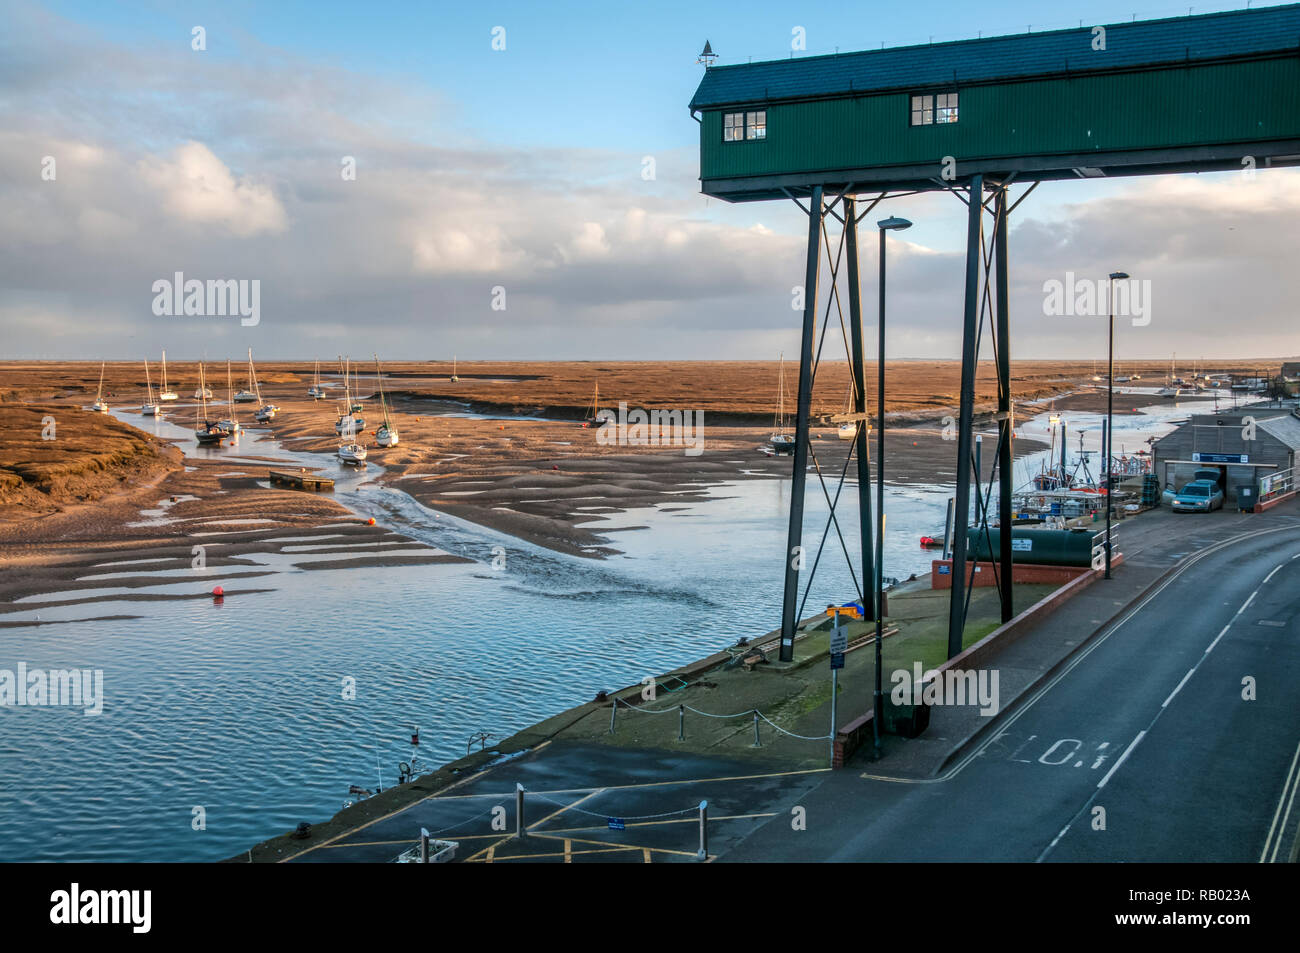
[1109,271,1129,280]
[877,216,913,231]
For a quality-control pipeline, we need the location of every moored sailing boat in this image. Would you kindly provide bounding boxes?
[158,350,178,401]
[374,355,399,448]
[141,359,162,417]
[194,364,230,444]
[91,362,110,413]
[770,355,795,454]
[308,359,326,399]
[215,359,241,434]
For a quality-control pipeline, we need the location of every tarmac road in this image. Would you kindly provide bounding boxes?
[720,521,1300,862]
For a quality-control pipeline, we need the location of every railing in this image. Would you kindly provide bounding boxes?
[1259,467,1295,504]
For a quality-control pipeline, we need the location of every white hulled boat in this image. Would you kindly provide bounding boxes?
[141,359,161,417]
[91,362,110,413]
[374,354,399,448]
[158,350,179,401]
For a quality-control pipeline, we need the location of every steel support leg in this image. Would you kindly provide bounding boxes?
[844,197,875,621]
[947,175,984,660]
[780,185,823,662]
[995,185,1014,623]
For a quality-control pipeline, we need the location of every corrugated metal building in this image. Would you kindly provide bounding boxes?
[1152,408,1300,499]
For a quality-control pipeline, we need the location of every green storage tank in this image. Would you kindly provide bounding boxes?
[965,527,1099,567]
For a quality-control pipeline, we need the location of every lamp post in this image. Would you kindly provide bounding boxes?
[1105,272,1129,580]
[872,215,912,760]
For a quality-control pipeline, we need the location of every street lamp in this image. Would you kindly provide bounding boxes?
[1105,271,1129,580]
[872,215,912,760]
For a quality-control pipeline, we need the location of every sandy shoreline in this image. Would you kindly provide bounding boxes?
[0,361,1227,607]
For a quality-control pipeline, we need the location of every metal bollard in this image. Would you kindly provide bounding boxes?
[609,697,617,734]
[696,800,708,861]
[419,827,430,863]
[678,704,685,741]
[751,711,762,747]
[515,782,526,840]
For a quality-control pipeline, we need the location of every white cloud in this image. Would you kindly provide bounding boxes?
[139,141,287,237]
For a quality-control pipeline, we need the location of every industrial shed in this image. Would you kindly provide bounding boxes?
[1152,409,1300,500]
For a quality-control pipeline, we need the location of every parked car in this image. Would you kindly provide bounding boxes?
[1172,479,1225,513]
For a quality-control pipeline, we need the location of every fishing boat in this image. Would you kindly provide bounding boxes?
[770,355,795,454]
[141,359,162,417]
[215,360,241,434]
[450,356,459,383]
[91,362,110,413]
[307,360,326,399]
[194,365,230,445]
[158,350,179,401]
[374,355,399,448]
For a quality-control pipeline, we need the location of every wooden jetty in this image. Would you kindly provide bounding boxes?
[269,469,334,492]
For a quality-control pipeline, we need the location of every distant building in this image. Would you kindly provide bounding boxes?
[1280,362,1300,380]
[1152,409,1300,499]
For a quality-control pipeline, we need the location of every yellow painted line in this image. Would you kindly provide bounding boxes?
[538,812,777,836]
[642,848,652,863]
[531,831,699,859]
[486,845,495,864]
[467,845,635,862]
[464,789,603,863]
[279,767,498,862]
[283,759,825,862]
[564,839,572,863]
[320,832,502,849]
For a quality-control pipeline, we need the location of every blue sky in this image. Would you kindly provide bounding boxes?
[3,0,1297,360]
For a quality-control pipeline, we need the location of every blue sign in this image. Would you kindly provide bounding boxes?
[1192,452,1248,464]
[938,565,951,575]
[830,653,845,670]
[607,818,625,831]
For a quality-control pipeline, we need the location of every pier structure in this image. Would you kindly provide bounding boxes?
[689,4,1300,662]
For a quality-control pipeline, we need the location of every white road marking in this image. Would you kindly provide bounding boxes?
[1205,624,1231,654]
[1097,731,1146,790]
[1261,738,1300,864]
[1162,668,1196,708]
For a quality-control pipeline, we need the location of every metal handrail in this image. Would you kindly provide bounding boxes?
[1259,467,1294,503]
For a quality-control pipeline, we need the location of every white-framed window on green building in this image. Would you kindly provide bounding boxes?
[910,92,958,126]
[723,110,767,142]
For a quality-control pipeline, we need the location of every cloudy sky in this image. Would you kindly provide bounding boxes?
[2,0,1296,362]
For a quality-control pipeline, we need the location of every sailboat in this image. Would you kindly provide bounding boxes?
[141,359,162,417]
[374,355,399,448]
[334,356,365,435]
[450,356,459,383]
[1156,354,1182,396]
[349,360,363,414]
[769,355,795,454]
[158,350,179,401]
[307,359,326,399]
[194,364,230,444]
[583,382,602,427]
[91,362,110,413]
[336,364,368,462]
[193,360,214,400]
[215,360,241,434]
[233,351,257,403]
[837,382,857,440]
[250,349,279,421]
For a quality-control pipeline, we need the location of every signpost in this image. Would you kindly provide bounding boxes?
[829,623,847,762]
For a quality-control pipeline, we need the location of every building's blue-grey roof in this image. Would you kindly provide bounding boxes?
[689,4,1300,110]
